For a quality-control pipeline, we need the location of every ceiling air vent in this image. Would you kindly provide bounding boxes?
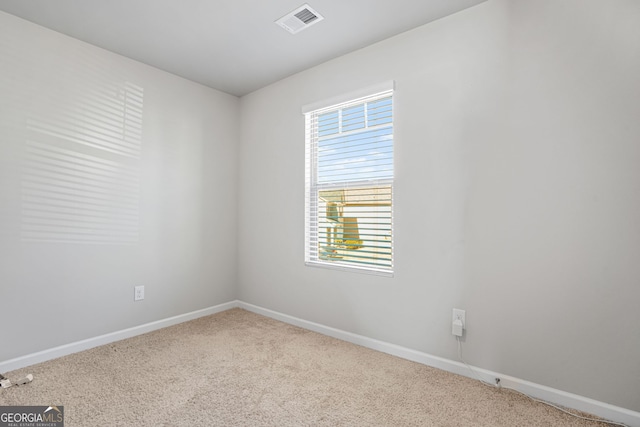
[275,4,324,34]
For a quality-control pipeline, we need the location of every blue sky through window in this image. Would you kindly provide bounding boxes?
[317,96,392,184]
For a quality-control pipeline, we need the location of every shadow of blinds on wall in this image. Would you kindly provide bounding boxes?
[0,33,144,245]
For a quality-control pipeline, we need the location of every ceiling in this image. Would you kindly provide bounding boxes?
[0,0,486,97]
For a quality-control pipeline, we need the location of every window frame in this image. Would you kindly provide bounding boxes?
[303,82,395,276]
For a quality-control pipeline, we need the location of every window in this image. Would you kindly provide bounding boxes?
[304,83,394,275]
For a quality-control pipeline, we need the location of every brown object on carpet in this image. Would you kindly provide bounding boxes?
[0,308,612,426]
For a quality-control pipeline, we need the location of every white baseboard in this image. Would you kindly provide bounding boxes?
[0,300,239,374]
[2,299,638,426]
[238,301,640,427]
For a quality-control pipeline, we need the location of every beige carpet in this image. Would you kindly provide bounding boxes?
[0,308,613,426]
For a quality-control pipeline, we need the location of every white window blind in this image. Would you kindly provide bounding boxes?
[305,87,394,275]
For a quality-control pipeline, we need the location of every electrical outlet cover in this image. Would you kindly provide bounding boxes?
[452,308,466,329]
[134,285,145,301]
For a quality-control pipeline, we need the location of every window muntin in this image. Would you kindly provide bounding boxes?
[305,90,393,275]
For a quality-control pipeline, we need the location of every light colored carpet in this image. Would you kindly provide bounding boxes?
[0,308,612,426]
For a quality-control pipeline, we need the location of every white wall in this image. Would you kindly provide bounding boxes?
[238,0,640,412]
[0,11,239,361]
[1,0,638,415]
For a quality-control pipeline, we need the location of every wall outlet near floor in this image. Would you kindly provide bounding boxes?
[452,308,465,336]
[134,285,145,301]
